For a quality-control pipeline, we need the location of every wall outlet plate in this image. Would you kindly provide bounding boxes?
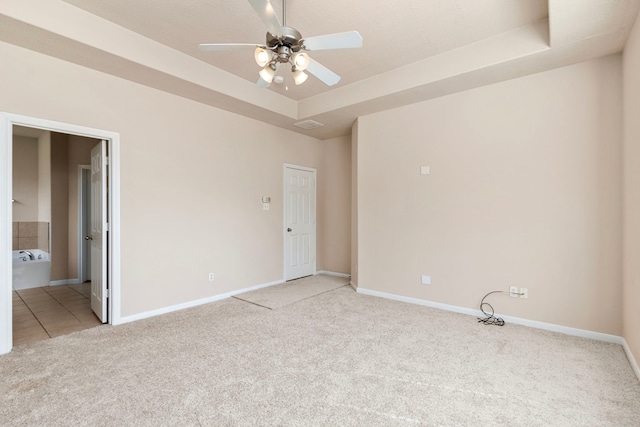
[208,273,215,281]
[509,286,519,297]
[421,275,431,285]
[520,288,528,299]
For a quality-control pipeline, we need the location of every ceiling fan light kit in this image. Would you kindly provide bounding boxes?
[292,69,308,85]
[259,63,276,83]
[254,47,273,67]
[198,0,363,88]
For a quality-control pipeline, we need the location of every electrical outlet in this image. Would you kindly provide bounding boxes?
[421,275,431,285]
[509,286,519,297]
[208,273,215,281]
[520,288,528,299]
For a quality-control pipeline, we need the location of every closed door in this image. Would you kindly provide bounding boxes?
[90,141,108,323]
[285,166,316,280]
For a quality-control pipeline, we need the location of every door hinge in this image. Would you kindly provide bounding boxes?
[104,156,109,166]
[105,289,110,299]
[104,222,109,231]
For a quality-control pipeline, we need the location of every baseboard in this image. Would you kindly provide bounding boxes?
[623,339,640,383]
[49,278,82,286]
[349,281,357,290]
[357,287,624,345]
[116,279,285,325]
[316,270,351,279]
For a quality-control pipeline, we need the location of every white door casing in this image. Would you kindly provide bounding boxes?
[0,112,121,355]
[284,165,316,281]
[90,142,108,323]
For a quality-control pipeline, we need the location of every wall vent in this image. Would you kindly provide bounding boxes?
[294,119,324,130]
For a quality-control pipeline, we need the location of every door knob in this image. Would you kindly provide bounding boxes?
[287,228,292,232]
[84,235,93,240]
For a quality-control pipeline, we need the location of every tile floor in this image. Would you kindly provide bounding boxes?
[12,283,103,346]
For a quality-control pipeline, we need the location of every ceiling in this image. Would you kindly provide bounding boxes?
[1,0,639,139]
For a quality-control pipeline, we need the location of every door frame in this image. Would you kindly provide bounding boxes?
[283,163,317,281]
[78,165,91,283]
[0,112,122,355]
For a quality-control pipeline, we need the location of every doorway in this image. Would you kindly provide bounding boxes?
[0,113,122,355]
[283,164,317,281]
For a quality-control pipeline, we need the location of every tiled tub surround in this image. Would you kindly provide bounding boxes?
[12,221,49,251]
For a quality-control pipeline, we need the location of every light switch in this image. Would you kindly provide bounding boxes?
[420,166,430,175]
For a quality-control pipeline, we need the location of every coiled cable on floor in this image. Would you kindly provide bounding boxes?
[477,290,505,326]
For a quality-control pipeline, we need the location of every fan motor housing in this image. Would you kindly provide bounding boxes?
[266,26,303,52]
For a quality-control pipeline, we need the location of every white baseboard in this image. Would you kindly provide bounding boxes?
[357,287,624,345]
[116,279,285,325]
[50,278,82,286]
[623,339,640,383]
[316,270,351,279]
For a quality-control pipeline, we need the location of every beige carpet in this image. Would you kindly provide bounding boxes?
[233,274,349,309]
[1,275,639,426]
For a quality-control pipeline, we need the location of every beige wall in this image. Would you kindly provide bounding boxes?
[355,55,623,335]
[12,135,39,221]
[350,120,360,288]
[50,133,69,281]
[37,132,51,222]
[0,41,351,317]
[623,11,640,367]
[318,136,351,275]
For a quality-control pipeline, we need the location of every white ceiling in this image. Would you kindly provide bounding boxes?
[1,0,638,139]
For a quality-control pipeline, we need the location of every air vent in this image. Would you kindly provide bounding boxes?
[294,120,324,130]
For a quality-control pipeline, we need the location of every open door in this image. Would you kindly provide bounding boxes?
[89,141,108,323]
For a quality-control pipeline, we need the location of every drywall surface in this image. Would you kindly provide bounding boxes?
[623,11,640,368]
[356,55,623,335]
[12,136,39,221]
[0,41,348,317]
[318,135,351,275]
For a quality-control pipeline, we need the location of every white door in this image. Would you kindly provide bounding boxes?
[285,166,316,280]
[79,167,91,283]
[90,141,108,323]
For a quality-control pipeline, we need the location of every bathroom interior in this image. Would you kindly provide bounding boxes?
[12,126,103,345]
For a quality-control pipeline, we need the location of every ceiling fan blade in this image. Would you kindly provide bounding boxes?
[198,43,260,52]
[302,31,363,51]
[247,0,283,37]
[306,58,341,86]
[256,76,271,88]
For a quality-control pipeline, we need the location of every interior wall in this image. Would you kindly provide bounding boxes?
[350,120,359,288]
[0,41,346,317]
[623,10,640,367]
[318,135,351,275]
[12,135,38,221]
[37,132,51,223]
[356,55,623,335]
[50,133,69,282]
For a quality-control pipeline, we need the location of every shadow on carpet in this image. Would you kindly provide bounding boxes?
[233,274,349,309]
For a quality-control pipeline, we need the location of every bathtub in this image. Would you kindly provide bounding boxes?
[12,250,51,290]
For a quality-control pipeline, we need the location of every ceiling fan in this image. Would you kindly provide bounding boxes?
[198,0,363,88]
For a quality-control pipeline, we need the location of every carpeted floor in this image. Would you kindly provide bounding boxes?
[233,274,349,309]
[1,275,639,426]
